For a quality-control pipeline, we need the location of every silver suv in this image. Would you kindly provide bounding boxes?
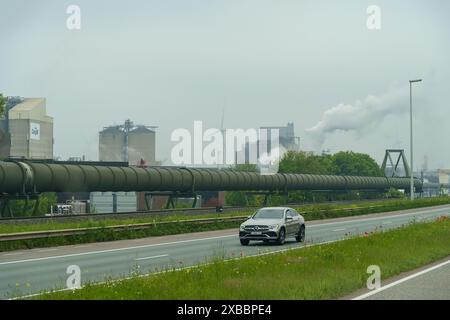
[239,207,305,245]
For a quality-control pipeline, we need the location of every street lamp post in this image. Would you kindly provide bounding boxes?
[409,79,422,200]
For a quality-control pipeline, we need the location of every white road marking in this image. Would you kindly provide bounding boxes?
[135,254,169,261]
[352,258,450,300]
[332,228,346,232]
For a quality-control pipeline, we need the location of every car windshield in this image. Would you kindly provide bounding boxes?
[252,209,284,219]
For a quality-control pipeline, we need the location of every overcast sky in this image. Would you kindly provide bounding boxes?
[1,0,449,170]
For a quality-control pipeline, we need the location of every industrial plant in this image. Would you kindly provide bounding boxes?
[99,119,157,166]
[1,1,449,303]
[0,97,53,160]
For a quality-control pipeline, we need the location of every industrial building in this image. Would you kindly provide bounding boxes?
[0,97,53,159]
[90,192,137,213]
[260,122,300,153]
[47,120,158,214]
[95,120,158,212]
[99,119,157,166]
[235,122,301,165]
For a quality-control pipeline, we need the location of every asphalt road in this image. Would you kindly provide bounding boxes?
[0,205,449,299]
[354,258,450,300]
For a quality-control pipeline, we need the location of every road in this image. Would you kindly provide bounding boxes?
[352,257,450,300]
[0,205,449,299]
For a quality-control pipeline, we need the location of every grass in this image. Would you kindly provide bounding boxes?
[0,210,247,234]
[1,196,449,252]
[37,217,450,300]
[302,196,450,220]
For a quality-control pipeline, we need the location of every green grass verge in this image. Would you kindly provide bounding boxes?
[1,196,449,252]
[38,217,450,300]
[0,210,247,234]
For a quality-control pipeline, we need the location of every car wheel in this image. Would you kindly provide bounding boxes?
[240,239,250,246]
[296,225,305,243]
[277,228,286,245]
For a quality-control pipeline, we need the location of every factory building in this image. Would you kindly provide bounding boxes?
[0,97,53,159]
[99,119,156,166]
[235,122,300,166]
[90,192,137,213]
[95,120,158,212]
[260,122,300,153]
[98,126,124,162]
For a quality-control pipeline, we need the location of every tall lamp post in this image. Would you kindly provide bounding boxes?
[409,79,422,200]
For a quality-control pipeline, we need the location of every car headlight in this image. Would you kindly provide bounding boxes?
[240,224,245,231]
[268,224,279,230]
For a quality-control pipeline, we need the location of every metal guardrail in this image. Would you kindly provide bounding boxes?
[0,206,249,222]
[0,216,248,242]
[0,198,393,224]
[298,204,385,214]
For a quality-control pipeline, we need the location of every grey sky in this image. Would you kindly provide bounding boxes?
[1,0,449,169]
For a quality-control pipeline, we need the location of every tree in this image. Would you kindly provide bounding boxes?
[0,93,6,117]
[277,150,385,203]
[331,151,383,177]
[230,163,259,172]
[224,191,248,206]
[277,151,332,204]
[225,151,387,206]
[279,150,335,174]
[9,193,57,217]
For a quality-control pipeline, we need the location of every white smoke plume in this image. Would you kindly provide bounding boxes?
[306,85,410,148]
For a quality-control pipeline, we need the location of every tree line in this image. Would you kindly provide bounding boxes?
[226,150,401,206]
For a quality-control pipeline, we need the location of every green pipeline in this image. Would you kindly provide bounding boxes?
[0,160,422,194]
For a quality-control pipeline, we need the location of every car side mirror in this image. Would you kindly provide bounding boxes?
[286,216,293,221]
[248,215,252,219]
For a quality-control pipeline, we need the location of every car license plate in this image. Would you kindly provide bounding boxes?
[251,231,262,235]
